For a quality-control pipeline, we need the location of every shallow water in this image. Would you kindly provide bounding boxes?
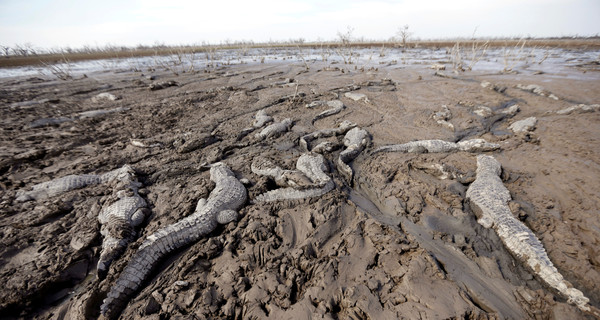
[2,46,599,80]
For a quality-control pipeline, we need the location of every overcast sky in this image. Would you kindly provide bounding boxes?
[1,0,599,49]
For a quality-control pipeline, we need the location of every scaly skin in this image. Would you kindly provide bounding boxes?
[255,118,292,139]
[516,84,559,100]
[337,127,370,181]
[97,186,148,278]
[252,109,273,128]
[254,153,334,202]
[311,141,337,153]
[372,139,499,155]
[556,104,600,115]
[15,165,134,202]
[100,163,247,319]
[311,100,345,124]
[466,155,593,314]
[251,157,313,189]
[300,120,356,152]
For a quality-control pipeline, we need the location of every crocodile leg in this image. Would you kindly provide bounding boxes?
[216,210,238,224]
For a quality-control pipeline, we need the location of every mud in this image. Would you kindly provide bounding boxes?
[1,50,600,319]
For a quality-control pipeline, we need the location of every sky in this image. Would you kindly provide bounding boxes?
[0,0,599,49]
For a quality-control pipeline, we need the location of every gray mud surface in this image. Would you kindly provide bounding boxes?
[1,55,599,319]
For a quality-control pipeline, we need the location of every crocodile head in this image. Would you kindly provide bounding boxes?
[210,162,235,181]
[476,155,502,176]
[457,139,500,152]
[338,120,357,131]
[281,118,293,127]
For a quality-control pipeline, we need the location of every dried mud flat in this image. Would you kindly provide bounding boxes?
[1,54,600,320]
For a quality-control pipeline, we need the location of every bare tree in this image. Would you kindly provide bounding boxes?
[337,26,354,45]
[1,45,11,56]
[13,43,36,56]
[451,42,464,73]
[296,45,310,71]
[396,25,412,48]
[336,26,355,64]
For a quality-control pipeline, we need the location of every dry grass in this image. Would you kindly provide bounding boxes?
[40,54,73,80]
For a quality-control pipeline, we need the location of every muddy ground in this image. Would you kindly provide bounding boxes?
[0,53,599,320]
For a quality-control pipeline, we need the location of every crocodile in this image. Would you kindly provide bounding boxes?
[372,138,499,155]
[555,104,600,115]
[254,153,334,202]
[337,127,370,181]
[252,109,273,128]
[15,165,135,202]
[77,107,129,119]
[251,157,313,189]
[100,163,247,318]
[311,100,346,124]
[432,105,454,130]
[236,110,275,141]
[344,92,367,102]
[255,118,293,140]
[299,120,356,152]
[311,141,337,153]
[466,155,593,314]
[306,100,328,108]
[516,84,559,100]
[149,80,178,91]
[97,172,149,279]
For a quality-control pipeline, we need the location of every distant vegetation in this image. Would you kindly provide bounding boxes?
[1,35,599,68]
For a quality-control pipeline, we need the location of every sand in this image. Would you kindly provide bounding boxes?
[1,48,599,319]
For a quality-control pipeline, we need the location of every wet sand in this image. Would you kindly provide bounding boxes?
[1,50,599,319]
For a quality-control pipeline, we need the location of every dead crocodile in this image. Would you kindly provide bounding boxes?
[311,100,346,124]
[337,127,371,181]
[100,163,247,318]
[466,155,594,314]
[372,138,499,155]
[253,153,334,202]
[252,109,274,128]
[97,169,149,279]
[15,165,135,202]
[255,118,293,140]
[251,157,314,190]
[300,120,357,152]
[236,109,275,140]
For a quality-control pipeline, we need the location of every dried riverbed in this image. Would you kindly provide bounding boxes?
[1,48,600,319]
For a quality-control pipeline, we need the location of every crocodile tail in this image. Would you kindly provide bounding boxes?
[15,174,104,202]
[299,136,311,151]
[311,105,344,124]
[100,242,163,319]
[339,147,361,164]
[97,236,131,278]
[65,174,104,189]
[100,214,217,318]
[100,165,134,183]
[371,144,407,154]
